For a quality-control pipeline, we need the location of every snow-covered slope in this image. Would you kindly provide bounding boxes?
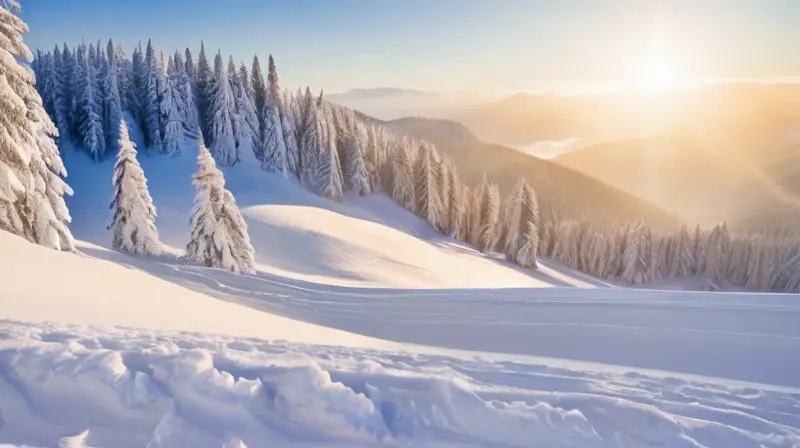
[0,230,382,348]
[62,140,596,289]
[2,142,799,447]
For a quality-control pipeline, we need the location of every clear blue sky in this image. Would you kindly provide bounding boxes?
[19,0,800,94]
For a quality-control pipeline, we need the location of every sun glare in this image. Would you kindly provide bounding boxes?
[633,53,689,95]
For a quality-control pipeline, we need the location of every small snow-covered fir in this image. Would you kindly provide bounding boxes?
[108,120,161,255]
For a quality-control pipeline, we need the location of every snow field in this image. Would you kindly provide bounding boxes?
[1,320,798,448]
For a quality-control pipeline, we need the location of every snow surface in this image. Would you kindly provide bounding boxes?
[1,140,799,446]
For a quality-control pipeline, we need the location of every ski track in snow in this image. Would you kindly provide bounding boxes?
[0,320,798,448]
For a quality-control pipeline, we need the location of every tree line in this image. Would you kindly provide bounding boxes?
[23,32,800,292]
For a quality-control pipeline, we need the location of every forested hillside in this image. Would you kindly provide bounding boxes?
[27,39,800,293]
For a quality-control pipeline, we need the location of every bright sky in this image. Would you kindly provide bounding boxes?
[19,0,800,94]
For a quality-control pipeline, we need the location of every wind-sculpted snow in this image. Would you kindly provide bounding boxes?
[1,320,798,448]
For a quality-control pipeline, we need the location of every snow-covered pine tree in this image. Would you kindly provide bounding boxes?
[781,251,800,293]
[493,194,511,253]
[435,157,451,233]
[251,55,267,124]
[230,58,259,161]
[141,39,162,149]
[186,140,256,274]
[281,92,301,180]
[445,159,464,238]
[184,48,195,81]
[259,98,288,176]
[108,120,161,255]
[391,139,415,211]
[206,52,238,166]
[725,236,751,287]
[35,49,57,117]
[51,45,71,142]
[413,142,442,229]
[693,224,706,275]
[314,107,344,201]
[620,220,652,284]
[505,177,540,269]
[588,232,609,277]
[297,86,323,182]
[701,225,725,290]
[342,118,370,195]
[103,39,123,153]
[474,180,499,253]
[552,220,581,269]
[195,41,213,140]
[0,1,74,250]
[469,175,487,246]
[648,234,669,282]
[110,41,130,111]
[129,42,145,129]
[77,47,105,160]
[173,50,199,139]
[668,225,695,277]
[159,55,184,156]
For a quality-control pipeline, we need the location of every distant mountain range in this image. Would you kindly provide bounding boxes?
[553,83,800,227]
[371,116,682,231]
[336,83,800,228]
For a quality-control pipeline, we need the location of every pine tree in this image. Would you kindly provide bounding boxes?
[51,45,70,142]
[391,139,415,211]
[0,2,74,250]
[77,48,105,160]
[160,56,184,156]
[265,56,299,179]
[103,39,123,153]
[505,177,540,269]
[108,120,161,255]
[259,100,288,176]
[195,41,212,140]
[186,141,256,274]
[36,50,57,118]
[668,226,695,277]
[413,142,442,228]
[129,42,145,130]
[282,93,301,180]
[342,118,370,195]
[251,55,267,124]
[552,220,581,269]
[206,52,238,166]
[620,220,652,284]
[693,224,706,275]
[299,87,321,182]
[435,157,451,233]
[184,48,195,81]
[231,58,259,161]
[173,50,199,139]
[314,108,344,201]
[446,159,464,238]
[142,39,162,149]
[701,225,725,290]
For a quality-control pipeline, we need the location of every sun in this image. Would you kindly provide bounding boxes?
[631,51,691,95]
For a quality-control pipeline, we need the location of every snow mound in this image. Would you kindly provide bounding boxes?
[61,143,601,288]
[0,230,384,348]
[1,321,797,448]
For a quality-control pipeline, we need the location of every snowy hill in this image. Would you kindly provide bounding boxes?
[1,142,799,446]
[62,140,595,289]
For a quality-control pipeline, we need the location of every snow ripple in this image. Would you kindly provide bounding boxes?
[0,320,797,447]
